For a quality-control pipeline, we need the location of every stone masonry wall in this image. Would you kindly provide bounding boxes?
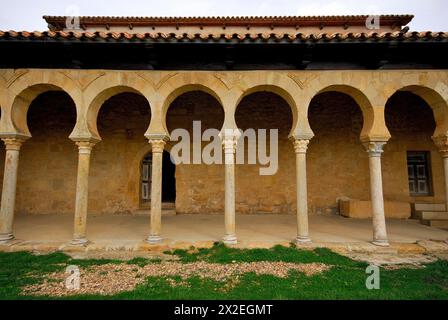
[308,92,369,214]
[16,92,77,215]
[89,93,151,214]
[167,91,225,214]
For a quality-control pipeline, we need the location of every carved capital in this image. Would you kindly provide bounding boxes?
[292,139,310,154]
[363,141,386,157]
[149,139,166,153]
[432,136,448,157]
[2,138,25,151]
[219,129,240,154]
[222,136,238,154]
[75,141,96,154]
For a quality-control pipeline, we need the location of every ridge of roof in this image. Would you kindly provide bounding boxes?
[43,14,414,20]
[43,14,414,30]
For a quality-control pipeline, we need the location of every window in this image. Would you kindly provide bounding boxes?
[141,155,152,202]
[407,151,432,196]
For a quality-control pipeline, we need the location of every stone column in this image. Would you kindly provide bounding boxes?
[146,138,167,244]
[442,155,448,211]
[363,141,389,246]
[0,138,25,243]
[293,139,311,244]
[433,136,448,211]
[71,141,96,245]
[222,131,238,245]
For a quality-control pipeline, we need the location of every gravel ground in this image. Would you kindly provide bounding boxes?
[23,261,330,296]
[66,251,178,261]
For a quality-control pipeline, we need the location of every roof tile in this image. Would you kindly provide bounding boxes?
[1,30,447,43]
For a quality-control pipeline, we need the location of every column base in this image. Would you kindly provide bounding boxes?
[70,237,89,246]
[223,234,237,245]
[295,236,312,245]
[146,235,162,244]
[0,233,14,244]
[372,239,390,247]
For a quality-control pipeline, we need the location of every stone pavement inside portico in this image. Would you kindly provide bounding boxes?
[1,214,448,255]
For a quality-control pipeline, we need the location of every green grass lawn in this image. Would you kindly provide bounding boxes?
[0,243,447,300]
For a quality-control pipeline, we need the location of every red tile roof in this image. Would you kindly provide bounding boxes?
[0,30,446,43]
[43,15,414,30]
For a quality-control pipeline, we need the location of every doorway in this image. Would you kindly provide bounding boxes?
[141,150,176,206]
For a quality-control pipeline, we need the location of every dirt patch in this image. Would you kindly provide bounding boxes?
[23,261,330,296]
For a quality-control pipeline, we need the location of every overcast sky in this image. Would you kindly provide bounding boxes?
[0,0,447,31]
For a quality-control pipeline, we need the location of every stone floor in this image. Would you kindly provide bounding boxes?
[2,213,447,250]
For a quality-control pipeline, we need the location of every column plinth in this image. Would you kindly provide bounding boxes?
[363,141,389,247]
[146,137,168,244]
[0,138,25,244]
[292,139,311,245]
[71,140,96,245]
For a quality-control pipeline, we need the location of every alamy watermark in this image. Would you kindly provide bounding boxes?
[65,265,80,290]
[365,15,380,30]
[169,122,278,175]
[365,265,380,290]
[65,4,81,30]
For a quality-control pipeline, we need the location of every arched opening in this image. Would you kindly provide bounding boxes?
[91,92,151,214]
[166,90,225,214]
[140,150,176,205]
[308,91,367,214]
[235,91,293,214]
[86,86,144,140]
[17,91,77,215]
[384,91,441,204]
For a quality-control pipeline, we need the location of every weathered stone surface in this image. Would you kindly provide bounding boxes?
[417,240,448,253]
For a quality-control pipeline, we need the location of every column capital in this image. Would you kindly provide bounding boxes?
[75,141,97,154]
[222,136,238,154]
[219,128,240,154]
[432,136,448,157]
[2,138,26,151]
[149,139,167,153]
[146,133,169,154]
[292,139,310,154]
[363,141,386,157]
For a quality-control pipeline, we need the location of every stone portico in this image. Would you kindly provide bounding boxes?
[0,15,448,249]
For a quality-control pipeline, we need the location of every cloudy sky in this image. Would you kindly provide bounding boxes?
[0,0,447,31]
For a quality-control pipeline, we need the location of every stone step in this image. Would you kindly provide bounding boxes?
[162,202,176,210]
[421,219,448,228]
[132,209,176,216]
[162,209,177,216]
[415,211,448,220]
[413,203,446,212]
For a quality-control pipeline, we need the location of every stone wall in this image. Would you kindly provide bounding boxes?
[308,92,369,214]
[88,92,151,214]
[235,92,295,214]
[167,91,224,214]
[16,92,77,215]
[3,89,444,216]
